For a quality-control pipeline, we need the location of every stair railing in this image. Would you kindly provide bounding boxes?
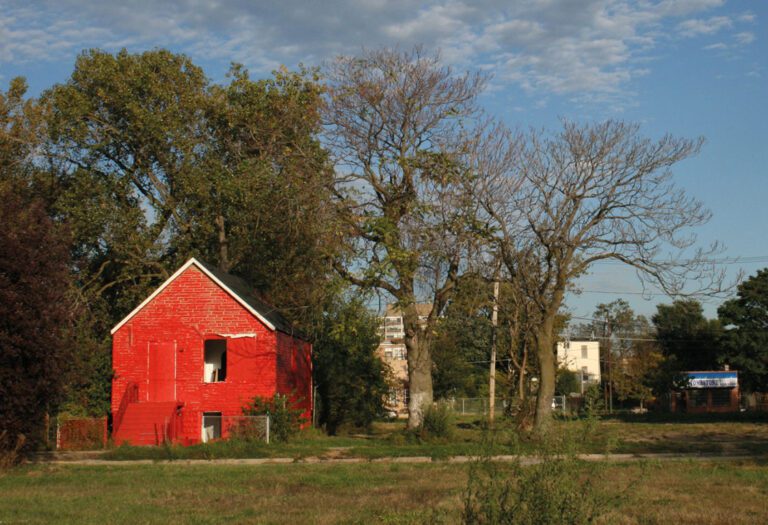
[113,381,139,435]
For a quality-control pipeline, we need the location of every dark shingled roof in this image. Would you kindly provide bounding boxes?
[197,260,308,341]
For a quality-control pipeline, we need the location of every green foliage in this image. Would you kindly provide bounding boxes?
[432,275,493,399]
[581,384,604,417]
[11,48,339,417]
[718,268,768,392]
[313,296,389,434]
[555,369,580,396]
[418,402,456,440]
[653,299,723,372]
[242,393,305,443]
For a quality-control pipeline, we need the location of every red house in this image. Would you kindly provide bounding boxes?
[110,258,312,445]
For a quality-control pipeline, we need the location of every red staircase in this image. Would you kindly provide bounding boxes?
[113,401,182,446]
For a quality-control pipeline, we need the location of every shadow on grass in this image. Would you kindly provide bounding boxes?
[601,411,768,425]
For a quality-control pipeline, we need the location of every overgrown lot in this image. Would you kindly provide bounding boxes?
[2,459,768,524]
[96,413,768,461]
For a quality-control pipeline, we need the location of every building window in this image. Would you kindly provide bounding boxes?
[689,390,707,408]
[204,340,227,383]
[711,389,731,407]
[201,412,222,442]
[393,347,406,360]
[581,345,588,359]
[384,347,393,359]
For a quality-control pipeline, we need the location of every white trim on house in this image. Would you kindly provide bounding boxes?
[110,257,277,334]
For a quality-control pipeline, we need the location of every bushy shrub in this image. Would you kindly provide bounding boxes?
[242,393,305,443]
[581,384,604,417]
[462,427,624,525]
[419,401,455,440]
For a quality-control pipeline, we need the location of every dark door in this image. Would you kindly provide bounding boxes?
[149,341,176,401]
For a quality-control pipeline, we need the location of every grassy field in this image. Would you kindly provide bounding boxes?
[95,413,768,461]
[3,414,765,524]
[2,459,768,524]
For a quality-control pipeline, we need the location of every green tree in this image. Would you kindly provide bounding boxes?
[44,49,337,329]
[591,300,659,408]
[652,299,722,371]
[313,296,389,434]
[718,269,768,392]
[556,368,581,395]
[35,49,339,414]
[432,275,493,399]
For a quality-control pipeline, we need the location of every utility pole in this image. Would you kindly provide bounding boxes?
[605,315,613,414]
[489,278,500,424]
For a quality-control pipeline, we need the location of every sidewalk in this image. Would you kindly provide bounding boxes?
[36,451,765,467]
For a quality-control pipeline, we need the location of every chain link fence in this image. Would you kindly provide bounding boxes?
[444,398,507,416]
[56,416,108,450]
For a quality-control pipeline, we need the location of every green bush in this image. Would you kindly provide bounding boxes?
[419,401,455,440]
[581,384,604,417]
[462,427,624,525]
[242,393,306,443]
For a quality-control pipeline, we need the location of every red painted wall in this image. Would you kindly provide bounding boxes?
[112,265,311,443]
[276,331,313,423]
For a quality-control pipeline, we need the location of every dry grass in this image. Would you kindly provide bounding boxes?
[1,459,767,524]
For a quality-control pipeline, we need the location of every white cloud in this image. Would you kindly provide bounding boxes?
[677,16,732,37]
[0,0,758,105]
[735,32,755,45]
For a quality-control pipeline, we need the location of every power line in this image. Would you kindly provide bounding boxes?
[590,255,768,267]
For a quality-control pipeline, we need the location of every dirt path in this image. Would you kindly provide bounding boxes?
[34,451,766,467]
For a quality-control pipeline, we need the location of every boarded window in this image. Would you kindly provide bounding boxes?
[204,340,227,383]
[201,412,222,442]
[581,345,588,359]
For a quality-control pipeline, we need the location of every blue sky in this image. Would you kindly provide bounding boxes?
[2,0,766,320]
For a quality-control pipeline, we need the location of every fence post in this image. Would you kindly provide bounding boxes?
[265,415,270,445]
[462,399,465,415]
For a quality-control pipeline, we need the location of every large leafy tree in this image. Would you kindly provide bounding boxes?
[31,49,338,416]
[44,49,336,330]
[718,269,768,392]
[652,299,722,371]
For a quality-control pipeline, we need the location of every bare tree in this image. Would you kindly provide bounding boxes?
[475,120,724,433]
[324,47,487,428]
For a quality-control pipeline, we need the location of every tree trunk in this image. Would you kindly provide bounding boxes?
[533,320,556,435]
[403,315,433,429]
[518,346,527,401]
[215,214,230,272]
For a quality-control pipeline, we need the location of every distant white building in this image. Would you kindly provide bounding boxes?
[556,340,601,384]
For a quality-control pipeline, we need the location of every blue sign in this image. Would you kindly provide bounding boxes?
[687,371,738,389]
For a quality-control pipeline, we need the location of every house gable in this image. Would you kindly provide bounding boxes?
[111,258,277,335]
